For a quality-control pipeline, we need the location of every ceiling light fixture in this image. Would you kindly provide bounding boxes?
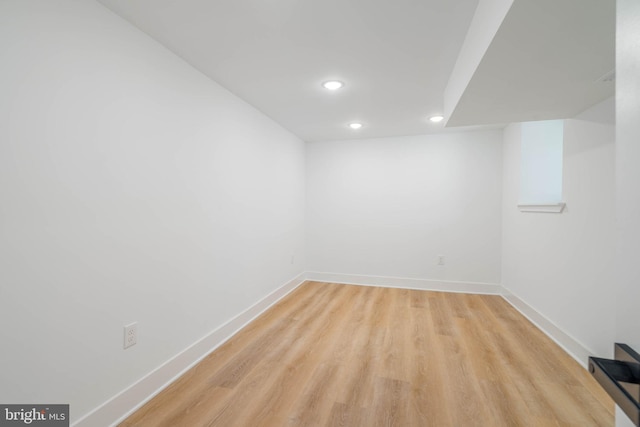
[349,123,363,129]
[322,80,344,90]
[430,115,444,123]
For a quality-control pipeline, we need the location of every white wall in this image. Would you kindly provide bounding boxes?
[306,131,503,285]
[0,0,305,423]
[615,1,640,426]
[501,99,616,360]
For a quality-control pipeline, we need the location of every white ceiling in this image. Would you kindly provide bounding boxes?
[97,0,614,142]
[445,0,615,127]
[97,0,480,142]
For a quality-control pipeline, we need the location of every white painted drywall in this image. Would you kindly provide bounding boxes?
[306,131,503,285]
[519,120,564,204]
[444,0,514,122]
[615,1,640,426]
[0,0,305,423]
[501,99,615,359]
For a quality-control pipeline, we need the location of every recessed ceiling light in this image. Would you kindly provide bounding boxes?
[322,81,344,90]
[349,123,363,129]
[430,115,444,123]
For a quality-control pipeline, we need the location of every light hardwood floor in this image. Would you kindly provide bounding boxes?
[121,281,613,426]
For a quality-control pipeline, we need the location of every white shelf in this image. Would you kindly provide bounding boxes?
[517,202,566,213]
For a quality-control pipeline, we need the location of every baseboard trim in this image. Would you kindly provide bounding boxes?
[500,287,592,368]
[73,273,306,427]
[305,271,502,295]
[73,272,593,426]
[308,272,591,369]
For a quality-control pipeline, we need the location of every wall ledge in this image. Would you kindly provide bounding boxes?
[517,202,566,213]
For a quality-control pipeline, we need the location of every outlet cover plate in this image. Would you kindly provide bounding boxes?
[124,322,137,349]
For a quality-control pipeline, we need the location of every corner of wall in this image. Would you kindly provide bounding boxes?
[73,273,307,427]
[500,286,592,368]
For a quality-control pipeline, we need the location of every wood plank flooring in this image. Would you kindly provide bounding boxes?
[121,281,613,426]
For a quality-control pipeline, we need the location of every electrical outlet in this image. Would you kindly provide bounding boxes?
[124,322,137,349]
[291,255,295,265]
[437,255,445,266]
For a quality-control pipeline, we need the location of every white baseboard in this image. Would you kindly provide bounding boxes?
[73,272,592,427]
[500,287,592,368]
[616,405,637,427]
[305,271,502,294]
[308,272,591,369]
[73,273,306,427]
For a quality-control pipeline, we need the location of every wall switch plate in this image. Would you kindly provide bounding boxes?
[124,322,137,349]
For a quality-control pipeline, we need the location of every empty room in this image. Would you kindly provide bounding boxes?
[2,0,639,426]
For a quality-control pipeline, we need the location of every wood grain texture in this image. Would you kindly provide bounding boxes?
[120,282,613,427]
